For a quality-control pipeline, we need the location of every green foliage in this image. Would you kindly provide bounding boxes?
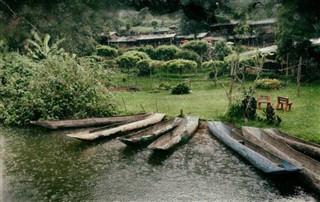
[136,45,155,59]
[256,78,282,89]
[242,95,257,121]
[96,45,118,58]
[116,50,150,70]
[214,40,232,61]
[171,83,190,95]
[137,59,154,76]
[154,45,178,61]
[202,60,228,77]
[0,52,117,125]
[25,30,68,60]
[175,49,201,64]
[156,82,171,90]
[263,106,282,126]
[224,102,243,122]
[181,40,209,56]
[164,59,197,76]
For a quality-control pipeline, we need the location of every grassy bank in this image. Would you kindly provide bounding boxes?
[112,76,320,144]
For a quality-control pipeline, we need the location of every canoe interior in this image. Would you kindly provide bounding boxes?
[118,118,183,146]
[148,116,199,150]
[263,129,320,162]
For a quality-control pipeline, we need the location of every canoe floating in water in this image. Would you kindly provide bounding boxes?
[30,113,152,129]
[262,128,320,161]
[242,126,320,194]
[118,117,183,146]
[66,113,166,141]
[148,116,199,150]
[208,121,301,174]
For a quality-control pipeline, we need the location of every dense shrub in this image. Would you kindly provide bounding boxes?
[214,40,232,61]
[154,45,178,61]
[171,83,190,94]
[116,50,150,70]
[203,60,228,77]
[164,59,197,76]
[96,45,118,58]
[175,49,201,64]
[136,45,155,59]
[0,52,117,125]
[137,59,154,76]
[181,40,209,56]
[256,78,283,89]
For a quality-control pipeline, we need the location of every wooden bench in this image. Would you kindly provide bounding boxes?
[257,95,271,110]
[276,96,292,111]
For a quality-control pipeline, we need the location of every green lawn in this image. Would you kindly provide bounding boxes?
[112,76,320,144]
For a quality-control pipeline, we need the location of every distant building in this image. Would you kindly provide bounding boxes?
[210,19,276,47]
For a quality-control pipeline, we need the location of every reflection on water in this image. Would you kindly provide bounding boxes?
[0,124,318,201]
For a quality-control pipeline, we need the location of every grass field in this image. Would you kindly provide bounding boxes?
[112,75,320,144]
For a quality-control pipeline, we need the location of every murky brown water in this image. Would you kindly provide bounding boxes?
[0,123,318,201]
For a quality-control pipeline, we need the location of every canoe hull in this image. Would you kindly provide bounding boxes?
[208,122,301,174]
[30,113,152,129]
[148,116,199,150]
[66,113,166,141]
[242,126,320,194]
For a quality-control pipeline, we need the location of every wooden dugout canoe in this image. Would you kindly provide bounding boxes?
[30,113,152,129]
[66,113,166,141]
[242,126,320,194]
[148,116,199,150]
[118,117,183,146]
[262,128,320,161]
[208,122,301,174]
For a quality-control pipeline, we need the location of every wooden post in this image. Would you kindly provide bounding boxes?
[297,57,302,97]
[180,109,184,117]
[122,97,128,114]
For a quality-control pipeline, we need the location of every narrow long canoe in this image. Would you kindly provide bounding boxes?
[208,122,301,174]
[262,128,320,161]
[30,113,152,129]
[118,117,183,146]
[66,113,166,141]
[148,116,199,150]
[242,126,320,194]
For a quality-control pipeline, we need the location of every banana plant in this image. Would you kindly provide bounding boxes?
[25,30,70,60]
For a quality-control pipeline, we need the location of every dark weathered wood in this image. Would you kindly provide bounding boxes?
[30,113,152,129]
[208,122,301,174]
[148,116,199,150]
[263,128,320,161]
[66,113,166,141]
[118,117,183,146]
[242,126,320,194]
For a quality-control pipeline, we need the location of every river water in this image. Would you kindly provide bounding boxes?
[0,123,318,201]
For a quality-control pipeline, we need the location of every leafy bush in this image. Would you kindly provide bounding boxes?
[0,52,117,125]
[203,60,228,77]
[163,59,197,76]
[181,40,209,56]
[171,83,191,95]
[137,59,154,76]
[175,49,201,64]
[214,40,232,61]
[116,50,150,70]
[136,45,155,59]
[154,45,178,61]
[96,45,118,58]
[256,78,282,89]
